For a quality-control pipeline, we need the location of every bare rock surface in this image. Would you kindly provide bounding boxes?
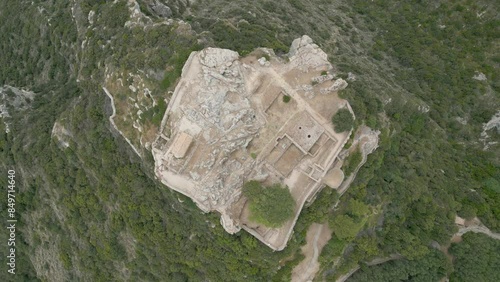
[0,85,35,133]
[480,110,500,150]
[473,71,487,81]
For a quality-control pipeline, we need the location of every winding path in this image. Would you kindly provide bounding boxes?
[103,87,141,157]
[455,217,500,241]
[291,224,331,282]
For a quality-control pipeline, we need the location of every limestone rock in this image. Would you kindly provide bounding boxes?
[312,74,334,84]
[320,78,348,94]
[331,78,348,92]
[473,72,487,81]
[287,35,329,71]
[258,57,270,66]
[289,35,314,57]
[150,1,172,18]
[199,48,239,69]
[347,72,356,81]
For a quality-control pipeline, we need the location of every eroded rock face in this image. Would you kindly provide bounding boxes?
[473,71,487,81]
[52,122,73,148]
[150,1,172,18]
[330,78,348,92]
[0,85,35,133]
[480,110,500,150]
[152,36,354,250]
[288,35,330,71]
[483,111,500,134]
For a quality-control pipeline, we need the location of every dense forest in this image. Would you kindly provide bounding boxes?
[449,232,500,281]
[0,0,498,281]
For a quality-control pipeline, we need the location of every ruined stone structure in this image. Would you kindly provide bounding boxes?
[152,36,354,250]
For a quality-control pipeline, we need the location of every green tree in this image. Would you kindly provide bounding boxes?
[347,199,370,219]
[330,215,360,240]
[332,108,354,133]
[449,233,500,282]
[343,147,362,177]
[243,181,296,228]
[349,249,451,282]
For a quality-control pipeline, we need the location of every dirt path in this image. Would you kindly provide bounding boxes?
[335,267,358,282]
[103,87,141,157]
[457,225,500,240]
[292,223,332,282]
[455,217,500,241]
[335,254,402,282]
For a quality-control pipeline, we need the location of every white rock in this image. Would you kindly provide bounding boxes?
[257,57,270,66]
[331,78,348,92]
[347,72,356,81]
[473,72,487,81]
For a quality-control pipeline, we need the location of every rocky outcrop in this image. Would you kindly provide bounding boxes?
[473,71,487,81]
[318,78,348,95]
[288,35,330,72]
[480,110,500,150]
[331,78,348,92]
[0,85,35,133]
[150,0,172,18]
[52,121,73,148]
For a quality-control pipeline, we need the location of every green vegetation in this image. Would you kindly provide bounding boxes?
[282,95,291,103]
[141,98,167,127]
[328,199,370,241]
[343,146,362,177]
[330,215,362,241]
[332,108,354,133]
[449,233,500,282]
[1,0,499,281]
[243,181,296,228]
[0,1,304,281]
[316,0,499,278]
[204,19,288,56]
[351,232,500,282]
[349,249,451,282]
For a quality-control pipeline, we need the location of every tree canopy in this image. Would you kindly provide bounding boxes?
[349,249,451,282]
[449,233,500,282]
[243,181,296,228]
[332,108,354,133]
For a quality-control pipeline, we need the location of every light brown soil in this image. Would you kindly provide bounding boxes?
[323,168,344,189]
[291,223,332,282]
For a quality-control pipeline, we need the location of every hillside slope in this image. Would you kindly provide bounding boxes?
[0,0,498,281]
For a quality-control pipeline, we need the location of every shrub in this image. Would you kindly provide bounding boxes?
[343,146,362,176]
[332,108,354,133]
[282,95,291,103]
[243,181,295,228]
